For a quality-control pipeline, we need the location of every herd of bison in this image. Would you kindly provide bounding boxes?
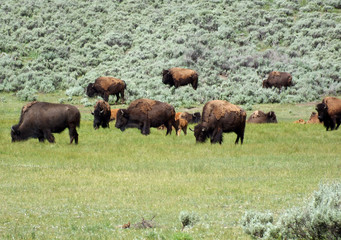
[10,67,341,144]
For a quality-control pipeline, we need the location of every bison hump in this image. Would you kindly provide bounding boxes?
[22,101,38,114]
[169,68,196,80]
[322,97,341,115]
[205,100,242,121]
[95,100,111,113]
[128,98,157,115]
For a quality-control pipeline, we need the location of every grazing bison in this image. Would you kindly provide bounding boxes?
[162,67,198,90]
[110,108,119,121]
[247,110,278,123]
[193,100,246,144]
[115,98,177,135]
[86,76,126,103]
[92,100,111,129]
[262,71,293,89]
[307,112,320,124]
[11,101,80,144]
[316,97,341,131]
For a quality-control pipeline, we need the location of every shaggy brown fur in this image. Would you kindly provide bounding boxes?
[128,98,156,115]
[262,71,293,89]
[87,76,126,103]
[247,110,277,123]
[322,97,341,116]
[202,100,242,121]
[175,118,188,136]
[110,108,119,121]
[95,100,110,115]
[169,68,197,82]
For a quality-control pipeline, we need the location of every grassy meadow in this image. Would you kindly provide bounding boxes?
[0,93,340,239]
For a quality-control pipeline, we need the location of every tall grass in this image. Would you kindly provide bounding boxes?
[0,93,340,239]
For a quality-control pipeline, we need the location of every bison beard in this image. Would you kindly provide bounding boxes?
[11,102,80,144]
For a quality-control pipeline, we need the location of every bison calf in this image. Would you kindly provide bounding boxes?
[11,101,80,144]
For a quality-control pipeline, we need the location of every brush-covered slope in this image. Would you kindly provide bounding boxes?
[0,0,340,106]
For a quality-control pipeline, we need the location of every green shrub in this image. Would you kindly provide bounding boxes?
[241,182,341,239]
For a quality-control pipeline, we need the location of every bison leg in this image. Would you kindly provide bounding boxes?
[235,130,244,145]
[141,120,151,135]
[120,90,125,104]
[102,92,109,102]
[43,130,55,143]
[69,127,79,144]
[211,128,223,144]
[38,137,45,142]
[115,93,120,104]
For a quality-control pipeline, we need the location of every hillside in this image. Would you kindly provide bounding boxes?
[1,0,341,107]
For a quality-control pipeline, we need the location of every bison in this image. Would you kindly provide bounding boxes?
[11,101,80,144]
[175,112,188,136]
[316,97,341,131]
[115,98,177,135]
[306,112,320,124]
[294,119,306,124]
[262,71,293,89]
[92,100,111,129]
[193,100,246,144]
[247,110,278,123]
[86,76,126,103]
[162,67,198,90]
[177,111,201,124]
[110,108,119,121]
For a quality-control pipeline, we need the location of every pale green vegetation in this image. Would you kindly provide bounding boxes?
[0,93,340,239]
[1,0,341,106]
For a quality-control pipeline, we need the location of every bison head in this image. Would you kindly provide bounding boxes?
[11,125,21,142]
[262,80,269,88]
[316,103,328,122]
[193,124,209,143]
[162,69,173,85]
[86,83,96,97]
[92,107,110,129]
[115,109,129,131]
[267,111,278,123]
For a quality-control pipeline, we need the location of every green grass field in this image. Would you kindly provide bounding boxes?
[0,93,340,239]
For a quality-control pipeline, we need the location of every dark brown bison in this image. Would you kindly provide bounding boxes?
[162,67,198,90]
[11,101,80,144]
[115,98,177,135]
[193,100,246,144]
[247,110,278,123]
[262,71,293,89]
[86,76,126,103]
[316,97,341,131]
[306,112,320,124]
[91,100,111,129]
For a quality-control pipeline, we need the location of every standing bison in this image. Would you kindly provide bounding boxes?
[193,100,246,144]
[91,100,111,129]
[11,101,80,144]
[247,110,278,123]
[316,97,341,131]
[262,71,293,89]
[86,76,126,103]
[162,67,198,90]
[115,98,177,135]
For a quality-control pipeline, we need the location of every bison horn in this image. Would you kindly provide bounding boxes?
[90,111,94,115]
[11,126,15,132]
[100,110,104,114]
[189,128,194,132]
